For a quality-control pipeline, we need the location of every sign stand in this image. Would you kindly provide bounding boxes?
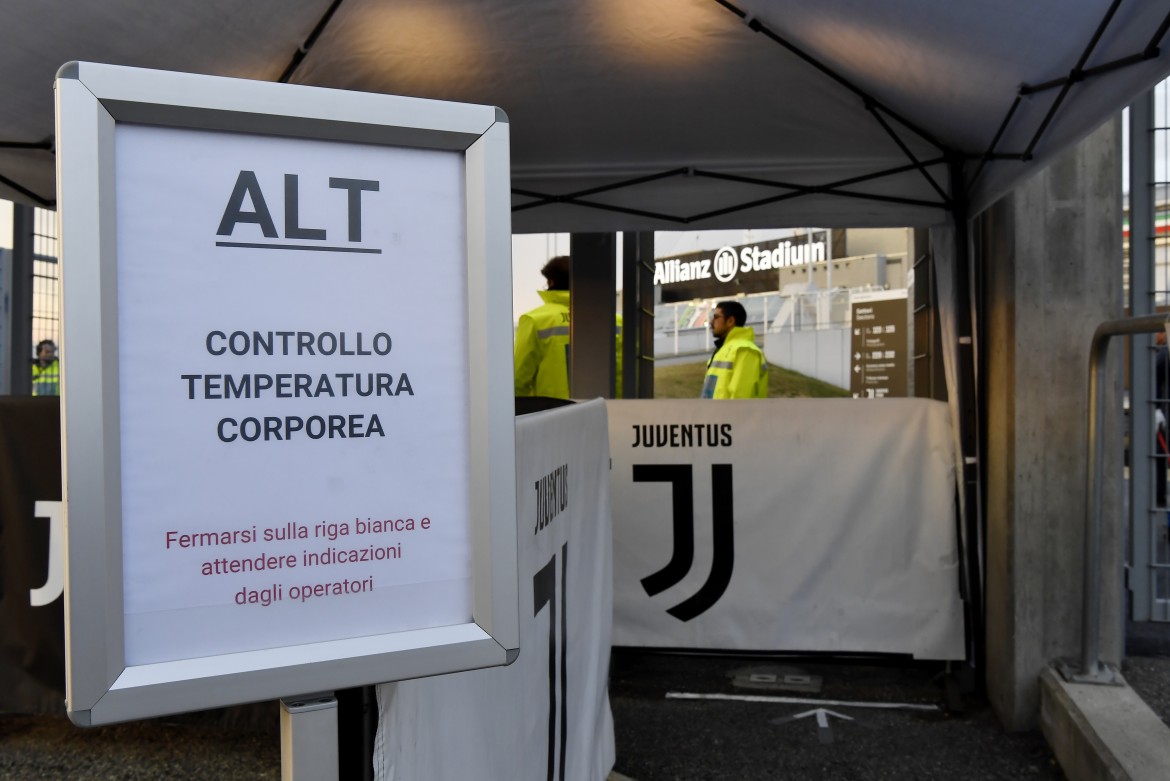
[280,692,339,781]
[55,61,518,731]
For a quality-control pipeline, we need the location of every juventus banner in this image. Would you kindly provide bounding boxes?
[606,398,964,660]
[375,400,615,781]
[0,398,66,713]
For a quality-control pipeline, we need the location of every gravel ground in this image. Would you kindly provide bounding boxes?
[1123,618,1170,728]
[0,711,279,781]
[609,653,1063,781]
[1123,656,1170,727]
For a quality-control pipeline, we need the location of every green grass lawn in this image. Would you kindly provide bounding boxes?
[653,360,850,399]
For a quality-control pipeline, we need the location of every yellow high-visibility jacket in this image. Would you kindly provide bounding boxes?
[32,359,60,397]
[701,326,767,399]
[515,290,572,398]
[513,290,624,399]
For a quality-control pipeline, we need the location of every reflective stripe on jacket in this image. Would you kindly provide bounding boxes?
[513,290,625,399]
[701,326,767,399]
[514,290,572,398]
[32,359,60,397]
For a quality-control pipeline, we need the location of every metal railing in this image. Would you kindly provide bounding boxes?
[1062,313,1168,684]
[653,286,884,360]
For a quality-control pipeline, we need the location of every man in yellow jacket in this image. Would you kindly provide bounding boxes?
[514,256,622,399]
[31,339,60,397]
[514,257,572,398]
[701,300,768,399]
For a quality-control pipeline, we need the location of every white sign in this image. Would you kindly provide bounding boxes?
[654,239,827,285]
[57,62,517,725]
[606,398,965,660]
[376,400,616,781]
[116,125,473,664]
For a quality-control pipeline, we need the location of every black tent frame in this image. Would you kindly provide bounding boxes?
[2,1,1167,214]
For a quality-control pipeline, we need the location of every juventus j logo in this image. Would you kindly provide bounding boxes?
[633,464,734,621]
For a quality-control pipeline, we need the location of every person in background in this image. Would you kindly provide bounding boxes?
[31,339,59,397]
[701,300,767,399]
[514,256,572,399]
[513,255,623,399]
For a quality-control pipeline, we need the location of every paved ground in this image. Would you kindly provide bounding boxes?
[609,652,1062,781]
[0,711,280,780]
[2,623,1168,780]
[1122,619,1170,729]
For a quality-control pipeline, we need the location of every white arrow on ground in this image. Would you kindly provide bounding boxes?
[792,707,853,727]
[779,707,853,744]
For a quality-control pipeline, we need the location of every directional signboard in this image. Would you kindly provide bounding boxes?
[849,290,909,398]
[55,62,518,726]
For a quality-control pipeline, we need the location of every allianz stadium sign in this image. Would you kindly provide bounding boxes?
[654,234,828,301]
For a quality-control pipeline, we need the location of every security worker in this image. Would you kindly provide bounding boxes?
[701,300,767,399]
[31,339,60,397]
[514,256,623,399]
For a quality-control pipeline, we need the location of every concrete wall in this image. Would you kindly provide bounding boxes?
[775,252,908,291]
[763,327,849,390]
[981,117,1125,730]
[844,227,913,259]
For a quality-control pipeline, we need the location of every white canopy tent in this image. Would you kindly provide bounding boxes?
[1,0,1168,230]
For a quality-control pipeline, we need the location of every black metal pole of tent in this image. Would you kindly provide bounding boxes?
[8,204,34,396]
[512,0,972,224]
[335,686,375,781]
[569,233,619,399]
[513,169,691,214]
[865,103,951,206]
[1127,89,1156,623]
[0,170,54,209]
[970,1,1170,194]
[513,160,951,224]
[1022,0,1170,96]
[0,141,54,208]
[964,97,1023,196]
[709,0,948,155]
[693,164,939,196]
[622,232,656,400]
[277,0,347,84]
[1021,0,1125,161]
[948,160,986,692]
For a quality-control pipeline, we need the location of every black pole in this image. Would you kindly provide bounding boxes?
[278,0,347,83]
[10,205,34,395]
[947,159,985,692]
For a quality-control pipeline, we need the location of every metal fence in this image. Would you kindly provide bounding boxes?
[2,205,59,396]
[31,208,59,351]
[653,285,887,361]
[1132,78,1170,620]
[654,293,790,358]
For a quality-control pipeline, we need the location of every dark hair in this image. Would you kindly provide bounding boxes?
[36,339,56,354]
[715,301,747,328]
[541,256,571,291]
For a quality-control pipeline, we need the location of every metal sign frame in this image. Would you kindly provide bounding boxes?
[55,61,518,726]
